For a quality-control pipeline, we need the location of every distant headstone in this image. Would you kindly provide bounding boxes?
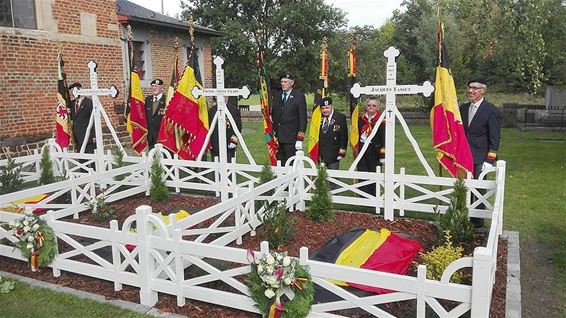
[545,86,566,109]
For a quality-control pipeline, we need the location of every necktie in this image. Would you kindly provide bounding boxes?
[282,92,287,103]
[468,104,477,125]
[322,118,330,132]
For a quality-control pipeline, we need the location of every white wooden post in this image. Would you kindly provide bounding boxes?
[349,46,434,220]
[71,60,121,180]
[191,56,251,201]
[45,211,61,278]
[416,265,426,317]
[136,205,158,306]
[471,247,492,317]
[110,219,123,291]
[295,151,306,211]
[173,229,185,306]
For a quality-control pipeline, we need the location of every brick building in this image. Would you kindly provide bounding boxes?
[0,0,220,158]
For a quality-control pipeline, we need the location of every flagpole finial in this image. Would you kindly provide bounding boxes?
[321,36,328,50]
[126,25,133,41]
[348,34,356,50]
[174,36,179,50]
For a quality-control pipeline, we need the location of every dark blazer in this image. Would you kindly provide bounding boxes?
[460,99,501,165]
[144,95,166,148]
[318,111,348,164]
[271,89,307,144]
[70,96,94,147]
[208,104,243,158]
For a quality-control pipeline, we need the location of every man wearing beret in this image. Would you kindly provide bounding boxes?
[271,73,307,164]
[145,78,166,149]
[318,97,348,170]
[68,82,95,154]
[460,78,502,227]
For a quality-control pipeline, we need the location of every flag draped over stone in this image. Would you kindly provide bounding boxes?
[55,52,71,148]
[430,22,473,177]
[307,39,329,162]
[127,28,148,154]
[348,44,360,157]
[256,50,278,165]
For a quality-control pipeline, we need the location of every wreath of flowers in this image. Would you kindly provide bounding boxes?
[247,249,314,317]
[8,215,57,268]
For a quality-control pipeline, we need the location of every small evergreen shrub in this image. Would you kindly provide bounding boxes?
[149,154,169,202]
[435,177,473,245]
[259,203,295,249]
[307,164,334,222]
[0,157,24,194]
[113,149,126,181]
[420,231,465,283]
[88,195,117,222]
[39,146,56,185]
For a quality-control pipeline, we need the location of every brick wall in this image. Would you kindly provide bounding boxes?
[0,0,124,153]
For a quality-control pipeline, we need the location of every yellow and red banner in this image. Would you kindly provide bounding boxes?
[157,54,180,151]
[307,41,329,162]
[257,50,278,166]
[348,45,360,157]
[159,64,209,160]
[430,23,473,177]
[127,35,148,154]
[55,52,71,148]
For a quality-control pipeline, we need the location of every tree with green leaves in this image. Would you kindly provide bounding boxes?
[181,0,347,91]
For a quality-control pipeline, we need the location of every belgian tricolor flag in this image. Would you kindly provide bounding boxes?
[312,228,422,294]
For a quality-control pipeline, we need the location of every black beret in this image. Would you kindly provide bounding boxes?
[321,96,333,106]
[151,79,164,85]
[69,82,82,90]
[280,73,295,80]
[467,78,488,86]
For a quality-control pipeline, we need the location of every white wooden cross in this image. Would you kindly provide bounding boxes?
[72,60,124,173]
[349,46,435,220]
[191,55,253,201]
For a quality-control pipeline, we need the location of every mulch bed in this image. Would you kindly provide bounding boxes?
[0,193,507,317]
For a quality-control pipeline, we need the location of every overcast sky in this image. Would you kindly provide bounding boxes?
[127,0,403,28]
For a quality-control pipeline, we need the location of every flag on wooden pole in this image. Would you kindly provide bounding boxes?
[430,22,473,177]
[158,44,181,153]
[307,37,329,162]
[347,40,360,157]
[55,52,71,148]
[256,49,278,165]
[126,25,148,154]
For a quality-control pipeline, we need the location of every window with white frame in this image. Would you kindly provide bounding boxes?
[0,0,37,29]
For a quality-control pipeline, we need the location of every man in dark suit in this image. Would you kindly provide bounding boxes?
[271,73,307,164]
[357,96,386,195]
[318,97,348,170]
[145,78,166,149]
[209,96,243,162]
[69,82,95,154]
[460,78,501,227]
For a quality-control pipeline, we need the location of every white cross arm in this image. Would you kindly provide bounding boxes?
[191,86,251,99]
[350,81,434,98]
[73,86,119,98]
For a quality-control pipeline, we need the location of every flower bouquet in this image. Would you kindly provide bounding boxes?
[247,250,313,317]
[8,215,57,271]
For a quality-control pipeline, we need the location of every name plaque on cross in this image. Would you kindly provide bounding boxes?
[348,46,435,220]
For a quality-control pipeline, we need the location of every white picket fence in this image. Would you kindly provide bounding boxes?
[0,142,505,317]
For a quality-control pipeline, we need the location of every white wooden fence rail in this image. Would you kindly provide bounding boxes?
[0,144,506,317]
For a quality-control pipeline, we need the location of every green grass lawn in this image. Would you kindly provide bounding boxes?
[0,280,150,318]
[4,113,565,315]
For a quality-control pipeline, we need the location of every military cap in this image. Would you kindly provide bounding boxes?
[280,73,295,80]
[69,82,82,90]
[321,96,333,106]
[467,78,488,86]
[151,78,164,85]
